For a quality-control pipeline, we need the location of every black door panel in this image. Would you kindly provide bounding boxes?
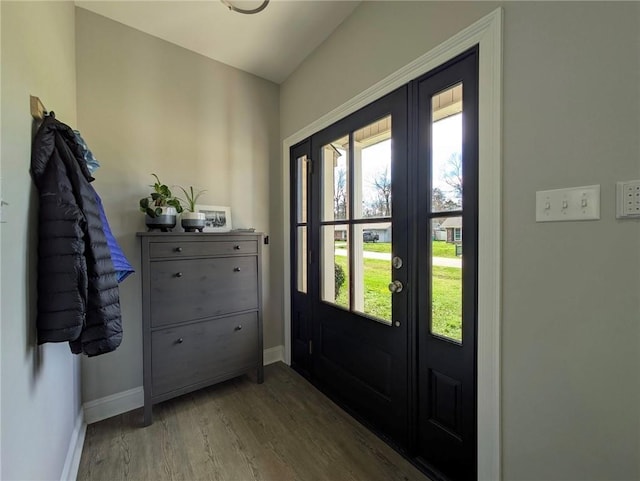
[415,49,478,479]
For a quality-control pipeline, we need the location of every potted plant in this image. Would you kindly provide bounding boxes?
[178,186,207,232]
[139,174,183,231]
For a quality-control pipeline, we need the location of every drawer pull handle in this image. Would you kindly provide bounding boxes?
[175,272,183,278]
[234,325,242,331]
[177,338,184,344]
[233,267,241,272]
[175,247,183,253]
[233,245,241,250]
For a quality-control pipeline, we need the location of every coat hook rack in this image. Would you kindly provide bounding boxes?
[30,95,47,120]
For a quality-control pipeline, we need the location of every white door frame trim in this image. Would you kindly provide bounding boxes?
[280,8,502,480]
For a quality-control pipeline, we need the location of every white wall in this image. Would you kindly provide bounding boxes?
[75,8,280,403]
[500,4,639,479]
[280,2,640,480]
[0,2,81,480]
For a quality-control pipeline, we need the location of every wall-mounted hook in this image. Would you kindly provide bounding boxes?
[0,200,8,224]
[30,95,47,120]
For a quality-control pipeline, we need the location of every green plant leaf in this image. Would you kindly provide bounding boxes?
[167,198,183,213]
[177,187,192,211]
[144,174,187,213]
[178,185,206,212]
[177,185,206,212]
[192,188,206,204]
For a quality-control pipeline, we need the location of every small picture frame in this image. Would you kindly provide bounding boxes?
[196,205,232,232]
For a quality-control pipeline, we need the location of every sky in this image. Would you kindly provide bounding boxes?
[358,112,462,203]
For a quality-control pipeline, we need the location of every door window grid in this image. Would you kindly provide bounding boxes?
[319,116,393,324]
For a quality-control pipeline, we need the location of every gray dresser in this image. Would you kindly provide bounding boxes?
[138,232,264,426]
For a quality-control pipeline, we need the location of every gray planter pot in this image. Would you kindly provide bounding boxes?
[145,206,177,232]
[181,212,206,232]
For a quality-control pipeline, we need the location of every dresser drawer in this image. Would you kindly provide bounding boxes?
[151,312,258,396]
[149,256,258,327]
[149,240,257,259]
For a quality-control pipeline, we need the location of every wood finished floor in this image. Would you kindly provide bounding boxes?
[78,362,431,481]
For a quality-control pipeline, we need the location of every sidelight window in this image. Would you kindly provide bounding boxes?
[429,83,463,342]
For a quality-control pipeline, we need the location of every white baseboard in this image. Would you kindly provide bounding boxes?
[263,345,284,365]
[60,411,86,481]
[83,346,285,425]
[83,386,144,425]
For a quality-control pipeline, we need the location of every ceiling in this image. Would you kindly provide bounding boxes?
[76,1,361,84]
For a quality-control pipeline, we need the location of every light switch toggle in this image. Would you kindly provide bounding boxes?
[536,185,600,222]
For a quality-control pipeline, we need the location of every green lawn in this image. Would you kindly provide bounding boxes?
[358,242,391,254]
[335,240,458,258]
[431,241,458,259]
[332,254,461,341]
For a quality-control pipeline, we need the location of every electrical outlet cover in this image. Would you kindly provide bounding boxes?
[616,180,640,218]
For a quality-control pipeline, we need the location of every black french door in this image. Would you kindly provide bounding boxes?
[292,87,410,444]
[291,48,478,480]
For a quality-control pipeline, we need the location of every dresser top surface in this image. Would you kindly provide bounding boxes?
[137,231,263,238]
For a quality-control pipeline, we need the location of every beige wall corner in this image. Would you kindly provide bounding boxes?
[75,8,280,404]
[1,2,81,480]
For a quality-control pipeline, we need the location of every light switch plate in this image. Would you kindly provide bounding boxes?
[616,180,640,218]
[536,185,600,222]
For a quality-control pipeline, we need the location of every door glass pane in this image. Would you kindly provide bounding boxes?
[296,155,308,223]
[321,225,349,309]
[296,226,307,293]
[430,217,462,342]
[353,222,392,325]
[354,115,392,219]
[431,83,463,213]
[322,135,349,221]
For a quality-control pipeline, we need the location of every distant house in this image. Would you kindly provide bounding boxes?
[333,222,392,242]
[432,218,447,241]
[440,217,462,243]
[334,227,347,241]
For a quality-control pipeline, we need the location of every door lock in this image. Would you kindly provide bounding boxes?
[392,256,403,269]
[388,280,403,293]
